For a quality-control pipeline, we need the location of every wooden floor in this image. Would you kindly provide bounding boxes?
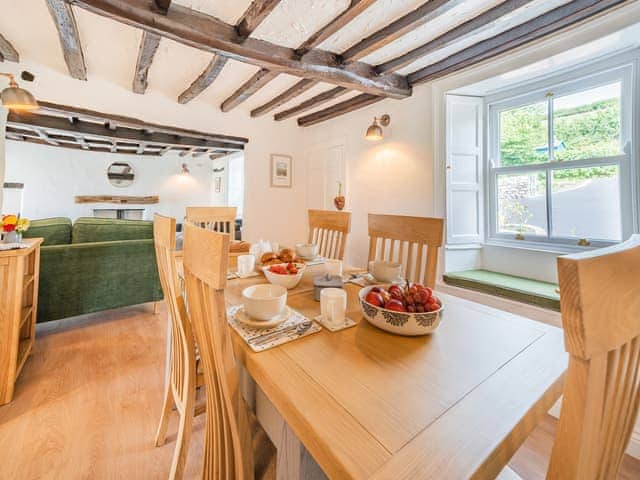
[1,304,639,479]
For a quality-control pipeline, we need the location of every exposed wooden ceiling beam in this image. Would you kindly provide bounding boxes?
[340,0,464,63]
[179,147,197,157]
[178,0,279,106]
[0,33,19,62]
[8,110,244,151]
[37,101,248,145]
[221,69,279,112]
[35,129,59,146]
[297,93,383,127]
[46,0,87,80]
[248,0,378,116]
[153,0,171,13]
[68,0,410,99]
[133,32,161,94]
[274,86,348,121]
[408,0,628,86]
[297,0,628,127]
[132,0,170,93]
[236,0,283,38]
[178,55,228,104]
[250,78,317,117]
[377,0,536,74]
[270,0,462,121]
[296,0,379,55]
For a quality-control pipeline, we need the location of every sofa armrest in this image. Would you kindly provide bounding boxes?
[38,239,163,322]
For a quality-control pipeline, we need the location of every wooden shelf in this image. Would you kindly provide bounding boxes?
[15,337,33,378]
[0,238,41,405]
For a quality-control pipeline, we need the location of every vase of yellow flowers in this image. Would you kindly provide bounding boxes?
[2,215,30,243]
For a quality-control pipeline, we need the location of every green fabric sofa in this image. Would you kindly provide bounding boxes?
[24,217,163,323]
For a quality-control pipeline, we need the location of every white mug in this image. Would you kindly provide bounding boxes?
[325,259,343,277]
[320,288,347,327]
[369,260,402,282]
[237,254,256,276]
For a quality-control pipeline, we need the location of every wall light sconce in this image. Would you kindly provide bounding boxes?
[0,71,38,111]
[365,114,390,142]
[181,163,190,175]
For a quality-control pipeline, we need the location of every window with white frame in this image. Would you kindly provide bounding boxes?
[487,65,634,248]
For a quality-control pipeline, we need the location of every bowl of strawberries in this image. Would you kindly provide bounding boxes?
[358,282,443,336]
[263,262,306,289]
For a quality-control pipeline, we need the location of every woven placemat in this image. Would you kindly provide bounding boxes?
[228,305,322,352]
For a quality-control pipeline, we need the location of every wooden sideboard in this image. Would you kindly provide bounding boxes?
[0,238,42,405]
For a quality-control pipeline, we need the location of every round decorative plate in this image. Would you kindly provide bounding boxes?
[236,306,291,329]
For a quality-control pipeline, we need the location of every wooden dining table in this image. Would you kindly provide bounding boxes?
[177,260,568,479]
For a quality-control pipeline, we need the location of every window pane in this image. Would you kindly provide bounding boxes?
[497,172,547,236]
[499,102,548,166]
[551,166,621,241]
[553,83,621,161]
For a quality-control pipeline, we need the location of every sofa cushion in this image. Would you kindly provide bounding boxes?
[23,217,72,245]
[72,217,153,244]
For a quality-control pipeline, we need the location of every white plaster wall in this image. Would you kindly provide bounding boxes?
[0,107,6,212]
[301,85,435,269]
[4,141,223,222]
[0,61,306,247]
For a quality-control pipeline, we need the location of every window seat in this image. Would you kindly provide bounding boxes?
[442,269,560,312]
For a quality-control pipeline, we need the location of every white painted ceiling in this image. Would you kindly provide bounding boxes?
[0,0,590,123]
[452,22,640,96]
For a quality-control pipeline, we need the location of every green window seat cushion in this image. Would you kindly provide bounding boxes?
[443,269,560,312]
[23,217,72,245]
[72,217,153,243]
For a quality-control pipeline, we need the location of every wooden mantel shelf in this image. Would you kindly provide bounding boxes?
[75,195,159,204]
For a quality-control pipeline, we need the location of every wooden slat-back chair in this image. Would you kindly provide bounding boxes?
[367,214,444,288]
[500,235,640,479]
[153,214,204,480]
[308,209,351,260]
[186,206,237,234]
[182,223,275,480]
[548,235,640,479]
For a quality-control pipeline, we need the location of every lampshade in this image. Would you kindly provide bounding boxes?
[1,84,38,111]
[366,120,383,141]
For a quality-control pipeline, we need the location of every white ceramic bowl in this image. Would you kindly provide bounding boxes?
[241,284,287,321]
[262,263,306,290]
[295,243,319,259]
[358,285,443,336]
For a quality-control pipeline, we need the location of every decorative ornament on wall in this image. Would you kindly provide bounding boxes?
[334,181,345,211]
[270,154,292,188]
[107,162,135,187]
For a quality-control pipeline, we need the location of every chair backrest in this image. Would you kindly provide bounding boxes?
[186,206,237,234]
[367,214,444,288]
[548,235,640,479]
[308,209,351,260]
[153,214,196,414]
[182,223,254,480]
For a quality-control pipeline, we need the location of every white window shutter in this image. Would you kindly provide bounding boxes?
[445,95,484,245]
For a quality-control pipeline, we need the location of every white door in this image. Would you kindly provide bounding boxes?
[305,143,345,211]
[445,95,484,245]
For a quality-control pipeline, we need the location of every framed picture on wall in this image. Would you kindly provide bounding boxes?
[270,154,292,188]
